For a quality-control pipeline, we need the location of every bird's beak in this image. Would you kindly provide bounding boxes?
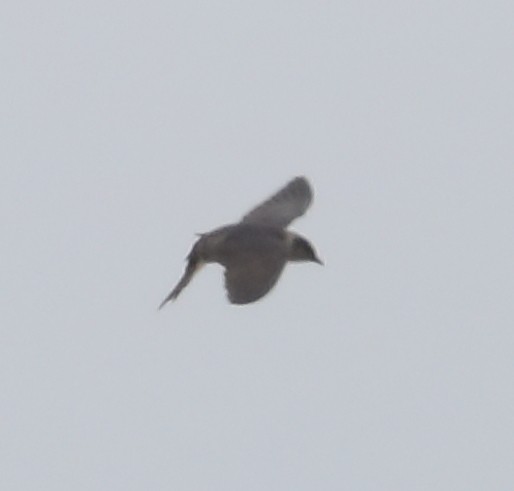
[314,256,324,266]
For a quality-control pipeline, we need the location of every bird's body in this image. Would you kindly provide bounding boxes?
[159,177,322,307]
[199,223,289,266]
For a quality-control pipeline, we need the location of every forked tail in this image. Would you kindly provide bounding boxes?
[158,249,203,309]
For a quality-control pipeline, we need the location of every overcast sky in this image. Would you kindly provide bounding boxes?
[1,1,513,490]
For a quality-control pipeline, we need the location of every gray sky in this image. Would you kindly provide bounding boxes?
[1,1,513,490]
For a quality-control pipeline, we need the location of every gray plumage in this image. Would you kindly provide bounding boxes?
[159,176,322,307]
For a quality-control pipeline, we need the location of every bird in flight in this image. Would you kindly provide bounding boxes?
[159,176,322,307]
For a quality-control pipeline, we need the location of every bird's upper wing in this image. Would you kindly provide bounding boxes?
[224,252,286,304]
[241,176,313,228]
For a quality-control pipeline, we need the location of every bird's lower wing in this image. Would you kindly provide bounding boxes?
[224,255,286,305]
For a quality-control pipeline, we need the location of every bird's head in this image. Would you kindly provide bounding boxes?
[288,233,323,265]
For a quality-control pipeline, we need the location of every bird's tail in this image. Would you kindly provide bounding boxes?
[158,249,203,309]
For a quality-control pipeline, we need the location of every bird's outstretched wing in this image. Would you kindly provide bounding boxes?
[224,252,286,304]
[241,176,313,228]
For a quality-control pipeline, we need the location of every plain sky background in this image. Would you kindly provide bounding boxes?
[1,1,513,489]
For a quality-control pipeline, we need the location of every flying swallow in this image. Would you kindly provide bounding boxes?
[159,176,322,307]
